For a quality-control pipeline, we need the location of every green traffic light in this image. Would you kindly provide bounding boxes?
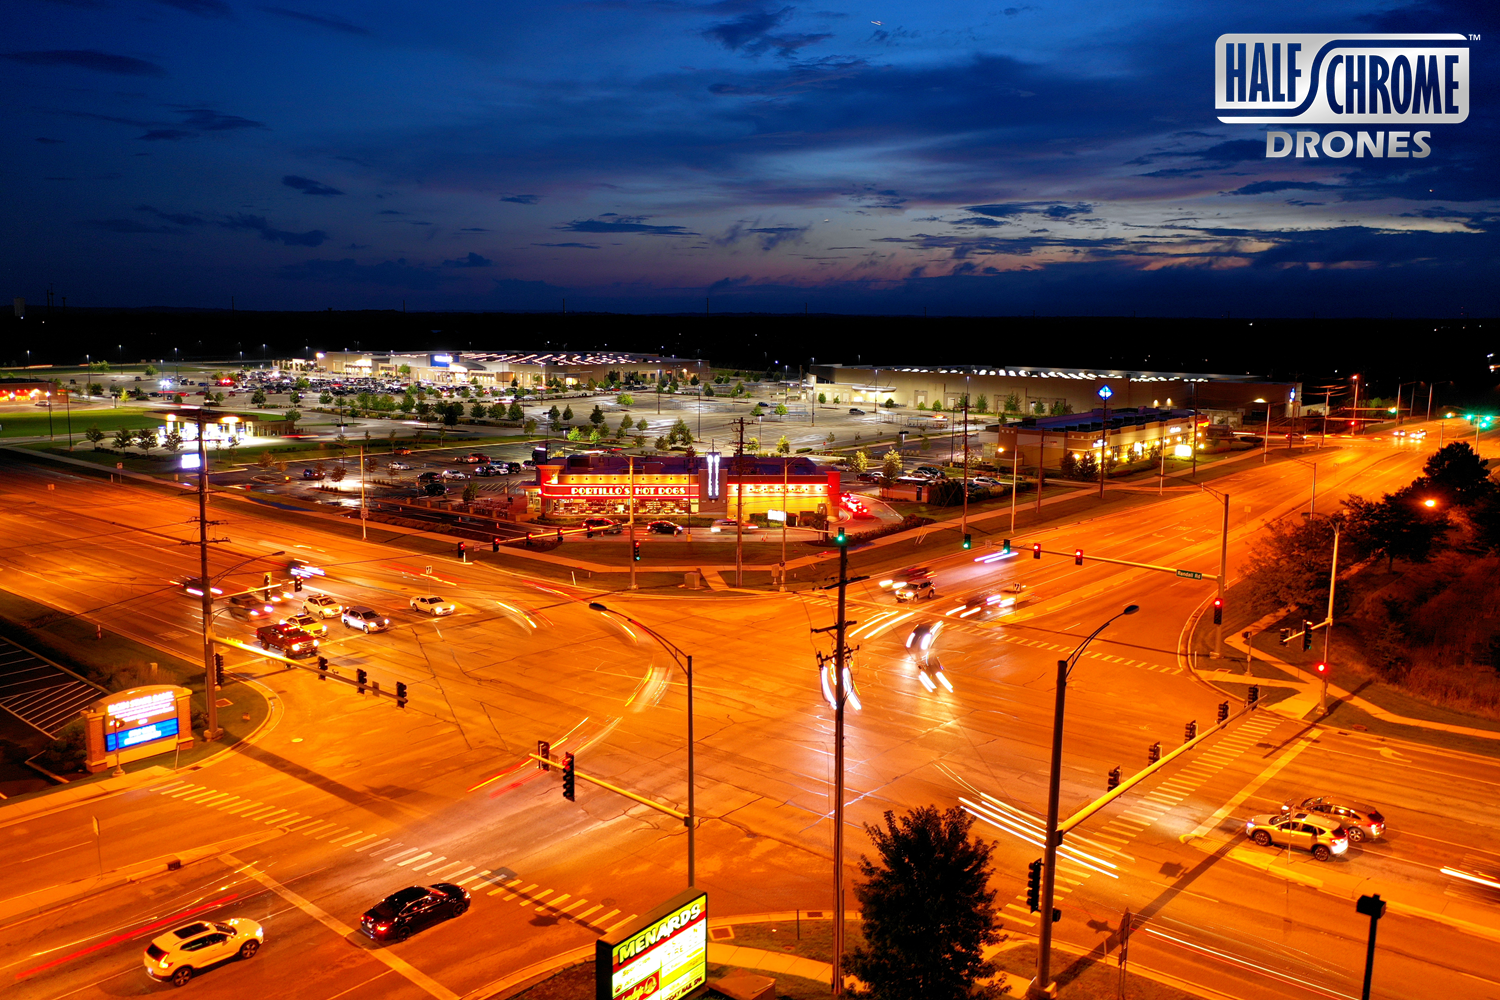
[836,527,846,545]
[962,533,972,550]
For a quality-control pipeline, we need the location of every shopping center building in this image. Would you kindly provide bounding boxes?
[995,406,1205,470]
[534,453,838,521]
[317,350,709,388]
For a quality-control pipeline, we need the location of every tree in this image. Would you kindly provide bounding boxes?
[507,401,524,421]
[670,417,693,444]
[163,429,183,455]
[851,449,869,473]
[84,425,105,449]
[1241,514,1343,617]
[882,448,902,483]
[974,394,988,414]
[143,363,158,376]
[847,805,1002,1000]
[618,414,634,438]
[399,394,415,414]
[637,417,648,431]
[884,397,897,408]
[1343,485,1451,570]
[746,436,760,454]
[288,390,302,405]
[618,393,634,407]
[776,435,790,454]
[398,364,411,376]
[463,481,480,502]
[654,434,670,450]
[917,400,927,411]
[774,402,788,417]
[1076,452,1098,480]
[818,392,827,404]
[212,392,225,405]
[703,384,715,397]
[931,399,944,413]
[285,409,301,425]
[257,450,276,470]
[1004,393,1020,414]
[547,404,561,424]
[112,428,134,450]
[442,403,461,427]
[488,403,506,420]
[562,404,574,422]
[134,428,158,454]
[1032,400,1046,415]
[328,464,347,484]
[1422,442,1495,507]
[589,404,605,427]
[471,400,486,418]
[319,391,333,405]
[523,418,538,434]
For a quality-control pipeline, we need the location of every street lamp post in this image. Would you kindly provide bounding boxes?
[1199,485,1230,658]
[587,603,694,886]
[1033,603,1140,997]
[1293,459,1319,517]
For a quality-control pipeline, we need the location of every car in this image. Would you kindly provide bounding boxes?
[953,592,1019,619]
[1288,797,1386,842]
[393,446,413,455]
[420,482,448,497]
[894,579,938,603]
[647,519,685,535]
[503,461,523,474]
[226,593,275,620]
[176,577,224,598]
[300,468,323,480]
[389,461,412,471]
[417,471,442,482]
[906,622,942,651]
[342,606,390,633]
[143,917,263,987]
[915,465,945,478]
[410,595,456,616]
[255,623,319,658]
[360,883,471,942]
[474,463,499,477]
[440,469,469,480]
[878,565,931,588]
[281,612,327,637]
[303,594,341,618]
[972,476,1002,487]
[461,453,490,464]
[710,519,759,533]
[1243,812,1348,861]
[581,516,623,535]
[848,407,866,415]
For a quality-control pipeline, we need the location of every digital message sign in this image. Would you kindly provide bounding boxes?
[106,717,180,752]
[84,684,193,773]
[597,889,706,1000]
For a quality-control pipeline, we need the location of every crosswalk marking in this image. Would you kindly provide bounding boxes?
[385,847,421,863]
[355,838,392,853]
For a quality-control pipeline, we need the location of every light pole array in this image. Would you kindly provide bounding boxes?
[1033,603,1140,996]
[587,603,695,887]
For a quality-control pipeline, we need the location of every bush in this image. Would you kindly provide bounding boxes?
[37,720,87,774]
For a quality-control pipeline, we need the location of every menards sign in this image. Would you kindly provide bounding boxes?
[596,889,707,1000]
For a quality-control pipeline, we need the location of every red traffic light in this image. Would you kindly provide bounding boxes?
[1314,662,1329,675]
[1032,543,1042,559]
[1074,549,1083,565]
[1213,598,1223,608]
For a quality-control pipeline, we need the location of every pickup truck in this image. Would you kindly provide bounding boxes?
[255,623,320,658]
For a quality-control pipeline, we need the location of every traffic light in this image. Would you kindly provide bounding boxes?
[1217,701,1230,723]
[457,541,466,558]
[1247,685,1260,707]
[1183,719,1197,743]
[1279,627,1292,646]
[1074,548,1083,566]
[492,537,500,554]
[1026,859,1042,912]
[1212,598,1223,625]
[263,572,272,588]
[356,668,367,694]
[836,526,846,546]
[1314,661,1329,678]
[213,653,225,688]
[562,752,576,801]
[1302,620,1314,651]
[1147,741,1161,763]
[395,681,407,709]
[633,540,642,561]
[1107,766,1121,791]
[1002,538,1011,554]
[294,577,303,592]
[317,655,328,679]
[962,533,972,550]
[1033,543,1042,560]
[537,739,551,771]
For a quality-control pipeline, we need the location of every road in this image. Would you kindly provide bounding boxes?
[1,427,1497,999]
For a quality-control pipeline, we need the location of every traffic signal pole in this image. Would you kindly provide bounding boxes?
[197,409,221,741]
[1321,523,1341,714]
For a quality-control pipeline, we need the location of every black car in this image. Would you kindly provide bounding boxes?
[417,471,442,483]
[301,468,323,480]
[474,464,499,477]
[848,407,866,415]
[360,884,470,942]
[647,519,684,535]
[420,481,447,497]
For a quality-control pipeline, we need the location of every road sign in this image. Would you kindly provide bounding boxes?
[767,509,786,522]
[1097,384,1114,401]
[1175,569,1203,580]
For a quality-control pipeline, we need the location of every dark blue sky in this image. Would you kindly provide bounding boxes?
[5,0,1496,316]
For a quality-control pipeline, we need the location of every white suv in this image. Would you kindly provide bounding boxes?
[342,606,390,633]
[144,918,263,987]
[303,594,341,618]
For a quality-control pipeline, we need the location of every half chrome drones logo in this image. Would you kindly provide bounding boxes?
[1215,34,1471,157]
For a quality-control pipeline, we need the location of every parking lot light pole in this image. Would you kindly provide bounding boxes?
[1033,603,1139,998]
[587,603,694,886]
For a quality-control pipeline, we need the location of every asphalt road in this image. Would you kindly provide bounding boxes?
[2,426,1497,1000]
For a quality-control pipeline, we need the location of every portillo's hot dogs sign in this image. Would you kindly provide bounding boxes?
[596,889,707,1000]
[543,483,696,499]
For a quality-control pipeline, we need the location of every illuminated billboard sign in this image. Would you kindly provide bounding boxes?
[596,889,706,1000]
[85,684,192,773]
[430,353,453,368]
[541,483,698,499]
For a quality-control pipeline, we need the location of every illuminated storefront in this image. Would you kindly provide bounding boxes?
[535,454,835,519]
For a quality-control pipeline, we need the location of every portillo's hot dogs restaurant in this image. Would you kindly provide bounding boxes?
[535,454,838,521]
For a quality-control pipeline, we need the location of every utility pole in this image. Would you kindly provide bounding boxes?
[1035,429,1046,513]
[733,418,746,587]
[961,390,970,537]
[1190,381,1199,478]
[359,443,367,541]
[1009,443,1020,535]
[1200,485,1229,659]
[628,455,637,590]
[1321,522,1341,714]
[196,409,222,741]
[811,541,864,996]
[1322,388,1331,449]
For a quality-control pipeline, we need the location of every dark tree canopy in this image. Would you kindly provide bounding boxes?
[848,805,1003,1000]
[1241,514,1343,617]
[1343,483,1451,570]
[1421,442,1496,507]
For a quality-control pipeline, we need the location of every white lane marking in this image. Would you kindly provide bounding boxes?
[224,854,459,1000]
[384,847,421,863]
[312,825,348,840]
[434,864,474,880]
[354,838,391,853]
[455,869,490,887]
[605,914,637,934]
[576,904,603,920]
[222,801,261,816]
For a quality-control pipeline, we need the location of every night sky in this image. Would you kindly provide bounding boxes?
[6,0,1497,317]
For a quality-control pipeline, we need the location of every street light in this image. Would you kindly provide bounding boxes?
[1293,458,1319,517]
[587,602,695,887]
[1033,603,1140,997]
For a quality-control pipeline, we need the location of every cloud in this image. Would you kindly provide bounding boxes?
[277,257,449,289]
[1222,180,1340,196]
[156,0,233,17]
[558,216,698,236]
[2,49,167,76]
[718,221,809,250]
[704,5,830,58]
[136,204,206,225]
[180,108,266,131]
[220,213,329,246]
[501,194,538,204]
[533,242,601,249]
[35,137,64,144]
[88,218,184,234]
[443,252,494,267]
[962,202,1093,221]
[460,227,491,232]
[283,174,344,196]
[259,6,369,35]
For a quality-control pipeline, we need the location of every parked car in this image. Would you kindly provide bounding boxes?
[255,623,319,658]
[856,471,881,483]
[915,465,945,478]
[389,461,412,471]
[581,516,623,535]
[410,595,456,616]
[303,594,341,618]
[300,468,323,480]
[420,482,448,497]
[440,469,469,480]
[281,612,327,637]
[474,464,500,477]
[144,918,263,987]
[460,453,490,464]
[1287,796,1386,842]
[360,884,470,942]
[848,407,866,415]
[1244,812,1348,861]
[647,519,685,535]
[342,606,390,633]
[710,519,759,533]
[393,446,413,455]
[417,471,442,482]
